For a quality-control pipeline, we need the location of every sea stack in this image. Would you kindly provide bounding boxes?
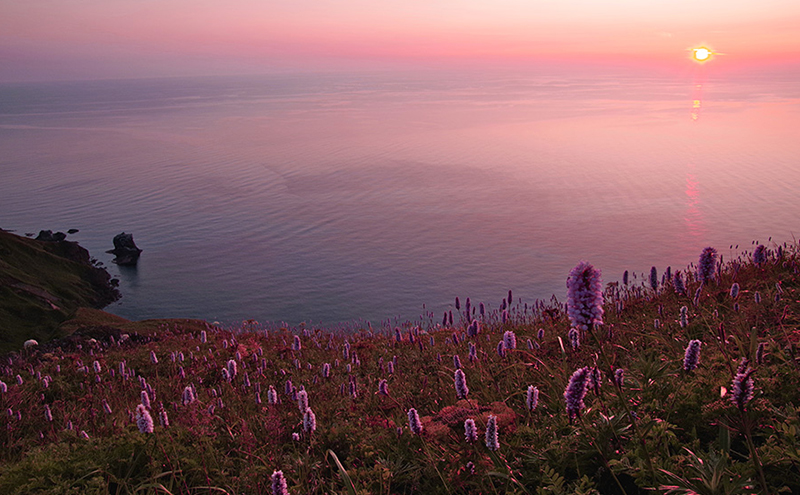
[108,232,142,265]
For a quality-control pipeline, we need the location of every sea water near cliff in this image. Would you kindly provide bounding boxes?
[1,67,799,327]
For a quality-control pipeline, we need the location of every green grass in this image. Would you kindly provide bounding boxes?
[0,238,799,493]
[0,230,120,353]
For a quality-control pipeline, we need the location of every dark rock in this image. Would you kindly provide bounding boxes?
[67,229,80,234]
[35,230,67,242]
[106,232,142,266]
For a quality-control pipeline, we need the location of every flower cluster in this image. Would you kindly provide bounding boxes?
[566,261,604,331]
[564,367,589,421]
[697,247,718,284]
[683,340,702,372]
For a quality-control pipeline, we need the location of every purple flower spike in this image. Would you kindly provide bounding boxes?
[674,271,686,295]
[753,244,767,266]
[464,418,477,443]
[503,330,517,350]
[303,407,317,433]
[271,470,289,495]
[731,368,756,411]
[135,404,154,433]
[408,408,423,435]
[567,261,604,331]
[454,369,469,399]
[485,414,499,451]
[683,340,702,372]
[614,368,624,388]
[564,367,589,422]
[526,385,539,412]
[697,247,718,284]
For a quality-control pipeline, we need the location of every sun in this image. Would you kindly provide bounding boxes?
[693,47,711,62]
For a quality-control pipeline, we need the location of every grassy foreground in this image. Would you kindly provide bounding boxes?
[1,241,799,494]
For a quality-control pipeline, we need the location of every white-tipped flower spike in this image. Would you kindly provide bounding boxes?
[159,408,169,428]
[407,408,423,435]
[221,368,230,382]
[135,404,154,433]
[526,386,539,412]
[503,330,517,350]
[303,407,317,433]
[141,390,151,410]
[181,386,195,406]
[683,340,702,372]
[267,385,278,405]
[44,404,53,422]
[680,306,689,328]
[227,359,237,380]
[567,261,604,331]
[485,415,499,451]
[80,430,90,439]
[0,381,7,394]
[568,328,580,350]
[200,330,207,343]
[271,470,289,495]
[464,418,477,443]
[297,389,308,413]
[149,351,158,364]
[292,335,301,351]
[93,361,102,373]
[454,369,469,399]
[103,399,113,414]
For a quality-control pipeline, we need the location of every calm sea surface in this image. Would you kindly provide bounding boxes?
[2,69,799,327]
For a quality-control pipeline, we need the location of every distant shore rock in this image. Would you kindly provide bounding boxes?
[107,232,142,266]
[35,230,67,242]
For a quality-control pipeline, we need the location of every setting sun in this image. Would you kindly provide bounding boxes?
[693,47,711,61]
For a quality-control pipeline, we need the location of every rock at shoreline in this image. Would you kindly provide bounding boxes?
[35,230,67,242]
[107,232,142,266]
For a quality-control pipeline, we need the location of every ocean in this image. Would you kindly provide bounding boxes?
[2,68,799,328]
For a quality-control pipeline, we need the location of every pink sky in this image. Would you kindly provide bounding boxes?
[2,0,800,81]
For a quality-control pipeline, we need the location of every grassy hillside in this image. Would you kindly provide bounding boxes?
[0,230,120,353]
[0,240,799,494]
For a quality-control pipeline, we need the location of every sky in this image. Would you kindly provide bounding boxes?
[2,0,800,81]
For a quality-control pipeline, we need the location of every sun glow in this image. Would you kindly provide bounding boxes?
[693,47,711,62]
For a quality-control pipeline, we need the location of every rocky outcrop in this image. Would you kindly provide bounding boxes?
[35,230,67,242]
[107,232,142,266]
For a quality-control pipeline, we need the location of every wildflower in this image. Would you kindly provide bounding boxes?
[654,319,661,330]
[93,361,102,373]
[683,340,702,372]
[407,408,423,435]
[754,291,761,304]
[181,386,195,406]
[674,271,686,295]
[537,328,545,340]
[297,389,308,413]
[0,381,6,393]
[730,283,740,299]
[568,328,580,350]
[292,432,300,441]
[285,379,293,395]
[378,379,389,396]
[200,330,207,343]
[564,367,589,421]
[141,390,152,410]
[387,361,394,374]
[453,354,462,369]
[44,404,53,422]
[149,351,158,364]
[756,342,766,365]
[614,368,624,388]
[650,266,658,290]
[527,339,534,350]
[343,341,350,360]
[467,319,479,337]
[680,306,689,328]
[227,359,237,380]
[271,470,289,495]
[454,369,469,399]
[466,461,476,474]
[349,379,358,399]
[588,367,602,395]
[395,327,402,343]
[753,244,767,266]
[526,385,539,412]
[103,399,113,414]
[731,368,756,411]
[468,342,477,362]
[496,340,506,358]
[303,407,317,433]
[267,385,278,405]
[503,330,517,350]
[292,335,301,351]
[464,418,477,442]
[16,374,23,385]
[566,261,604,331]
[485,414,499,451]
[697,247,718,284]
[159,408,169,428]
[322,362,331,378]
[135,404,154,433]
[502,310,509,324]
[80,430,90,439]
[479,302,485,317]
